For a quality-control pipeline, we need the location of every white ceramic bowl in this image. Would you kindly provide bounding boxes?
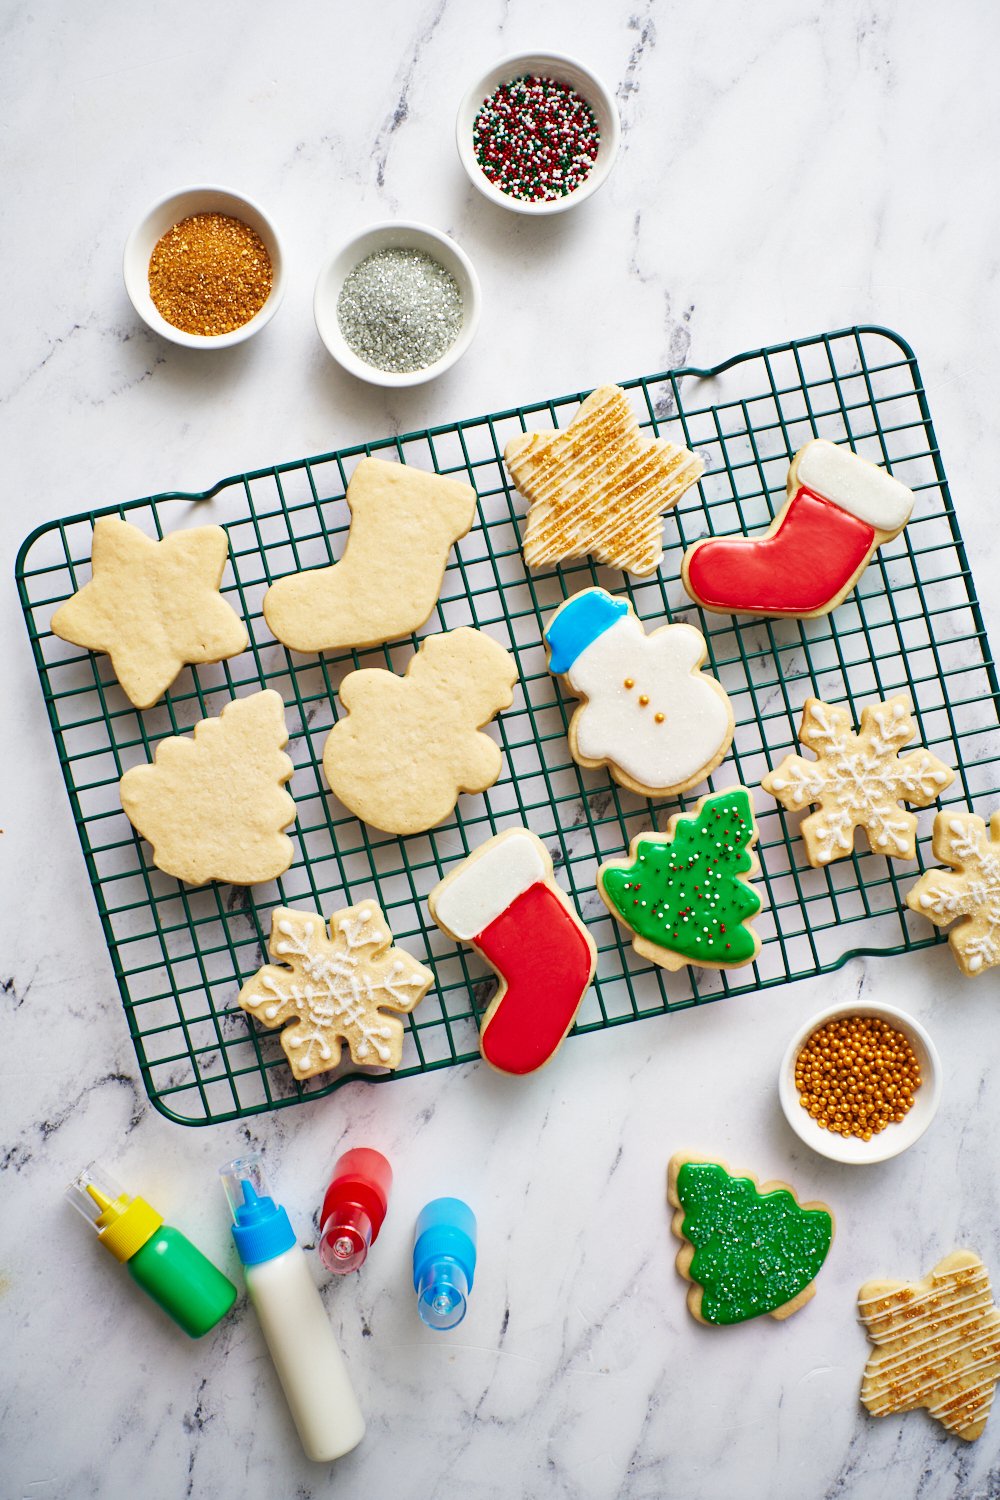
[314,221,481,388]
[123,185,285,349]
[456,52,621,215]
[778,1000,942,1164]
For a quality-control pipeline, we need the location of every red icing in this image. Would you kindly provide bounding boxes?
[686,487,876,615]
[475,881,593,1075]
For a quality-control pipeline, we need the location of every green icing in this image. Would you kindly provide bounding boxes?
[601,790,761,964]
[676,1161,833,1325]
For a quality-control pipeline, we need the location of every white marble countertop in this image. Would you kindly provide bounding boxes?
[4,2,1000,1496]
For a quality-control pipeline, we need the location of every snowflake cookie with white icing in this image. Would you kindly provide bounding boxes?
[239,901,434,1079]
[544,587,734,798]
[761,694,954,867]
[906,808,1000,976]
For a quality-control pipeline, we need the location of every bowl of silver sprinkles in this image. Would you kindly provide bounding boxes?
[314,222,481,387]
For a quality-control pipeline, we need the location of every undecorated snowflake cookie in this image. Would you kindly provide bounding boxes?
[906,807,1000,975]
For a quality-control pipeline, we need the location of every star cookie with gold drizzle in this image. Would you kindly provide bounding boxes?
[761,694,954,867]
[504,384,704,577]
[859,1250,1000,1442]
[906,807,1000,976]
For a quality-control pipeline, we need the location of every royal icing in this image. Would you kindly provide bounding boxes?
[600,789,761,965]
[429,829,595,1075]
[545,588,733,794]
[673,1160,833,1325]
[906,809,1000,975]
[796,439,914,532]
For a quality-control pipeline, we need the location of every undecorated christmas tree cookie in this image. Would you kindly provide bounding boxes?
[668,1155,835,1325]
[51,517,248,708]
[119,689,296,886]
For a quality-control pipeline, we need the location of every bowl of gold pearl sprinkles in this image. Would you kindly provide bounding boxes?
[314,221,481,388]
[123,185,286,349]
[778,1000,942,1164]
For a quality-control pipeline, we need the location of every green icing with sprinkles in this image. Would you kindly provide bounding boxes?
[600,790,761,964]
[675,1161,833,1325]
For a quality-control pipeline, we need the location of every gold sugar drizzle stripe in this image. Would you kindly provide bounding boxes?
[859,1269,989,1321]
[865,1305,996,1383]
[866,1335,1000,1407]
[861,1280,989,1342]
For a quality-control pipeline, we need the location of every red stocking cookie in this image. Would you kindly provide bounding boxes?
[682,439,914,618]
[428,828,596,1075]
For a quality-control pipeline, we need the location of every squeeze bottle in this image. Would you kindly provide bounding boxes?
[66,1162,236,1338]
[219,1153,365,1463]
[412,1197,477,1331]
[319,1148,392,1275]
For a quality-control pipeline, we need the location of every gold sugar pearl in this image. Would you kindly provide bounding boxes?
[794,1014,921,1142]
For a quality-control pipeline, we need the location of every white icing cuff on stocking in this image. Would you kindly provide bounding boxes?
[796,439,914,532]
[432,830,547,940]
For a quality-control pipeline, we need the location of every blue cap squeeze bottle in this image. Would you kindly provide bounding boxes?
[412,1197,477,1331]
[219,1154,365,1463]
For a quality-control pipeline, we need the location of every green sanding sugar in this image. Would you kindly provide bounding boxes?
[336,247,464,373]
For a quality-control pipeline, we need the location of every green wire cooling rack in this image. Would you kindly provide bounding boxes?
[16,326,1000,1126]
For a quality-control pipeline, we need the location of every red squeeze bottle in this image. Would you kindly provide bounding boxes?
[318,1148,392,1275]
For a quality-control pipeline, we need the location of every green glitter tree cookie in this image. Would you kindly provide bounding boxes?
[668,1155,835,1325]
[597,787,763,971]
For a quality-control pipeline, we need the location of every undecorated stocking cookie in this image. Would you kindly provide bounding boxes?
[682,439,915,618]
[762,694,954,867]
[119,689,296,885]
[544,586,733,796]
[51,517,248,708]
[598,787,762,971]
[428,828,596,1075]
[906,807,1000,975]
[323,628,518,835]
[239,901,434,1079]
[859,1250,1000,1441]
[668,1154,835,1325]
[263,458,478,652]
[504,384,704,577]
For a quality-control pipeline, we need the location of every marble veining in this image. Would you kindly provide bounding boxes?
[4,1,1000,1497]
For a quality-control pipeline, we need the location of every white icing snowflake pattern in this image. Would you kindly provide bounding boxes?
[761,695,954,866]
[907,809,1000,975]
[238,901,434,1079]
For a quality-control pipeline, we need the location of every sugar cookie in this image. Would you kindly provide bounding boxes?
[598,787,762,971]
[544,586,733,797]
[428,828,596,1075]
[504,384,704,577]
[119,689,295,885]
[761,694,954,867]
[263,458,477,653]
[51,517,248,709]
[239,901,434,1078]
[322,628,517,836]
[906,807,1000,975]
[668,1154,835,1325]
[859,1250,1000,1441]
[682,438,915,618]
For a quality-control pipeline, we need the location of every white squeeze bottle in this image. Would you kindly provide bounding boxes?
[219,1153,365,1462]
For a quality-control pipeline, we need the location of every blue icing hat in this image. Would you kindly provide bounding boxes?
[545,588,629,674]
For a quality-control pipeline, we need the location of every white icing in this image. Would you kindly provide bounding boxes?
[560,616,731,791]
[796,439,914,532]
[432,831,548,940]
[909,812,1000,971]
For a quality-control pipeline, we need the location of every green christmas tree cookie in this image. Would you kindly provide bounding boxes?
[597,786,763,971]
[668,1155,835,1325]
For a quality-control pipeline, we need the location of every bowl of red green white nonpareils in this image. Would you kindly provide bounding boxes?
[314,222,482,388]
[457,52,621,215]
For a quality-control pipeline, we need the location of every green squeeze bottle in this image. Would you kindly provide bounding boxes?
[67,1162,237,1338]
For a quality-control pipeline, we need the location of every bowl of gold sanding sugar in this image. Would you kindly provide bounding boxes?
[314,222,481,388]
[778,1000,942,1165]
[123,186,285,349]
[457,52,621,215]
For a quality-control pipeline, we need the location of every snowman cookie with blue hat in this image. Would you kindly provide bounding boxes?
[544,587,734,798]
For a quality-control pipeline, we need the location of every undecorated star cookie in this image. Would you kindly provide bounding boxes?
[906,807,1000,975]
[761,694,954,866]
[239,901,434,1078]
[504,384,704,577]
[859,1250,1000,1442]
[119,689,296,885]
[263,458,478,653]
[51,517,248,709]
[323,627,518,836]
